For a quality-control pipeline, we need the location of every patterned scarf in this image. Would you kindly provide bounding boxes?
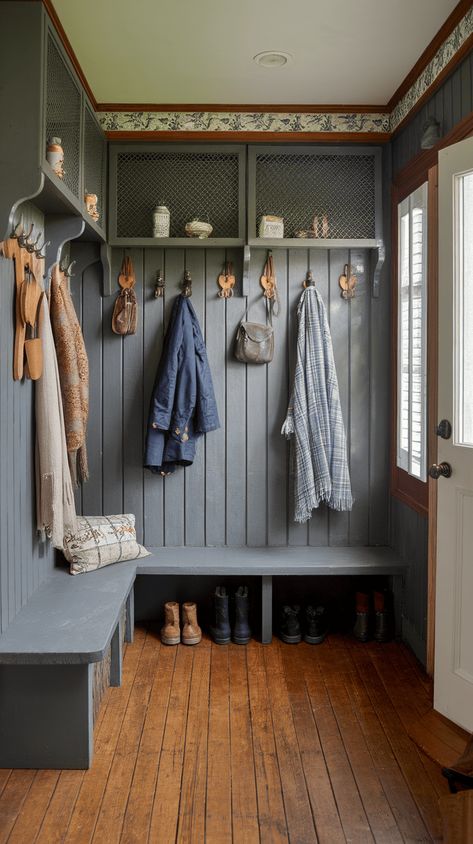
[282,286,353,523]
[49,265,89,486]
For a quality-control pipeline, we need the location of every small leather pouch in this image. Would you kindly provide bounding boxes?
[112,287,137,335]
[234,320,274,364]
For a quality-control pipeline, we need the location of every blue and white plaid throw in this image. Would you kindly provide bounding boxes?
[282,286,353,522]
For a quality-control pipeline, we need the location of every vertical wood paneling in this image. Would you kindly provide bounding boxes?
[72,244,390,552]
[81,262,103,517]
[162,249,185,546]
[102,249,124,515]
[143,248,165,547]
[287,249,309,546]
[204,249,227,546]
[184,248,206,546]
[328,248,350,546]
[246,248,268,547]
[308,249,330,547]
[123,249,144,541]
[225,248,247,547]
[267,247,289,546]
[0,254,54,635]
[348,249,370,544]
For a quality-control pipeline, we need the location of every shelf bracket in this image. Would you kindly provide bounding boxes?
[1,172,44,244]
[100,243,112,297]
[44,214,85,281]
[371,239,385,298]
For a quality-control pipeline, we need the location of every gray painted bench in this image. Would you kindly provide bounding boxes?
[0,564,135,769]
[0,545,407,769]
[137,545,408,645]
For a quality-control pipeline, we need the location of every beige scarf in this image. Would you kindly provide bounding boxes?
[49,264,89,486]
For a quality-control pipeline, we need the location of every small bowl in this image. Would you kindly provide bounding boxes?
[185,220,213,239]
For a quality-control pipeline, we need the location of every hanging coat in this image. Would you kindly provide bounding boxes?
[144,295,220,475]
[281,286,353,522]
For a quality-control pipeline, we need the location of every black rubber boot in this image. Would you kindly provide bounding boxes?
[233,586,251,644]
[210,586,231,644]
[304,605,327,644]
[280,605,301,644]
[373,590,391,643]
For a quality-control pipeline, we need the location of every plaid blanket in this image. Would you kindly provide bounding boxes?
[281,287,353,522]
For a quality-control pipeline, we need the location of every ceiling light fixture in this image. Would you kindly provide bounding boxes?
[253,51,292,69]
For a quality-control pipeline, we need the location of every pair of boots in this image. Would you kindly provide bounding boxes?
[353,590,391,643]
[161,601,201,646]
[280,605,327,644]
[211,586,251,645]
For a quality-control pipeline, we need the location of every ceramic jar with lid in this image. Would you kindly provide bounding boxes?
[153,205,170,238]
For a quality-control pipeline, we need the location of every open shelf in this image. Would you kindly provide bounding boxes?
[248,237,381,249]
[109,236,245,249]
[37,162,106,243]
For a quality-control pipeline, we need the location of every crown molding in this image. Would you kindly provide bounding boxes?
[42,0,97,109]
[96,102,390,114]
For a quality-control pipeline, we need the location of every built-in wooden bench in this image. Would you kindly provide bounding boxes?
[0,545,408,769]
[0,564,135,769]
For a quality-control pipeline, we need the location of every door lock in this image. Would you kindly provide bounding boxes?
[436,419,452,439]
[429,462,452,480]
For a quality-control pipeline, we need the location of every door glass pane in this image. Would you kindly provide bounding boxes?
[455,171,473,447]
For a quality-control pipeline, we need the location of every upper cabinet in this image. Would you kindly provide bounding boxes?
[248,144,383,247]
[108,143,246,247]
[0,2,107,244]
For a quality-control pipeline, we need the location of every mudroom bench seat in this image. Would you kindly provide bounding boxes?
[137,545,408,644]
[0,545,407,770]
[0,564,135,769]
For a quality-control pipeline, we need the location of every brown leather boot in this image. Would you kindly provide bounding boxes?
[161,601,180,645]
[182,602,202,645]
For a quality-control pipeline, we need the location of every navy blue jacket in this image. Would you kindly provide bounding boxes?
[144,295,220,475]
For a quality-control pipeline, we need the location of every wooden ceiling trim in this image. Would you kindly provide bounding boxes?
[96,103,390,114]
[42,0,97,109]
[105,130,391,143]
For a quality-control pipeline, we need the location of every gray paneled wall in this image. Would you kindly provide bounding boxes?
[72,244,390,549]
[0,256,54,634]
[392,50,473,175]
[390,497,428,665]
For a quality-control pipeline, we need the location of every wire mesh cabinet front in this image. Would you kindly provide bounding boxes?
[108,144,246,246]
[248,145,382,244]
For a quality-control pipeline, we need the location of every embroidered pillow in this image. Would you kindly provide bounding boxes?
[63,514,150,575]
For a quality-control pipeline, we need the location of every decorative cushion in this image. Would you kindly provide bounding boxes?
[63,514,150,575]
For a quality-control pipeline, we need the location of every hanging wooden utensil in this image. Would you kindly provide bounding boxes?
[118,254,136,289]
[217,261,236,298]
[260,252,276,299]
[21,266,43,379]
[339,263,357,300]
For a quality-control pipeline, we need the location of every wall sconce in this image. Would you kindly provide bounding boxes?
[421,117,441,150]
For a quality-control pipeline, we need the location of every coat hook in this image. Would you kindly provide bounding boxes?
[36,239,50,259]
[154,269,165,298]
[26,231,42,253]
[339,263,357,299]
[63,259,76,278]
[10,220,22,239]
[182,269,192,298]
[18,222,34,248]
[303,270,316,288]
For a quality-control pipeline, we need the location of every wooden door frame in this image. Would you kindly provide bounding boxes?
[392,112,473,676]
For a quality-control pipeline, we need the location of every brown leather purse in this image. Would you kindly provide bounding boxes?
[112,256,137,336]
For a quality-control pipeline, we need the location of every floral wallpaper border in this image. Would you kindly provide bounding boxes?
[98,7,473,136]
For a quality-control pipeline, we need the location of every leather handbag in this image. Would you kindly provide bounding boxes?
[234,319,274,364]
[112,256,137,336]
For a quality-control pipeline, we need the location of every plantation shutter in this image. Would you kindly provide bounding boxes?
[397,183,428,481]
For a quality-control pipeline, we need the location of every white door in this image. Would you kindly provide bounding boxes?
[435,136,473,731]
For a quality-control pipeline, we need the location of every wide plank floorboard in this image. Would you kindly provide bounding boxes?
[0,629,450,843]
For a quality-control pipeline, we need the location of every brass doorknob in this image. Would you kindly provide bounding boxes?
[429,462,452,479]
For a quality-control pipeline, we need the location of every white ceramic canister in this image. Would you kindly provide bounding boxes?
[153,205,170,238]
[46,137,64,179]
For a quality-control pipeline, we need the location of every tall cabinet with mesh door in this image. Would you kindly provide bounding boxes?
[248,145,383,249]
[108,144,246,247]
[0,2,108,252]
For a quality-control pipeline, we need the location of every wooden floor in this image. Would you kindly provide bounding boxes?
[0,627,450,843]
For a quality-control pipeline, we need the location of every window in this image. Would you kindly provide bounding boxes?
[397,183,428,481]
